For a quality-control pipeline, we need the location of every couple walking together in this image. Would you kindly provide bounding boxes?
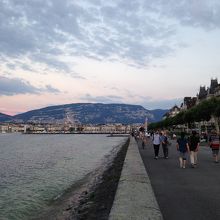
[152,131,169,159]
[176,131,199,168]
[176,130,220,168]
[152,130,200,168]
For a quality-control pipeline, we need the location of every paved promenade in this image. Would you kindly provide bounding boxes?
[138,138,220,220]
[109,137,163,220]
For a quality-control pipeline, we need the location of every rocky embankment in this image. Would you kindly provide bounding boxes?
[37,138,129,220]
[71,138,129,220]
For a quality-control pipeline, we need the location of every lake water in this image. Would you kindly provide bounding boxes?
[0,133,127,220]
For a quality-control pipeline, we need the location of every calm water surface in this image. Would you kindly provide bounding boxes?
[0,133,127,220]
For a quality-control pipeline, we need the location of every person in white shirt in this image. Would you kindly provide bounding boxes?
[152,130,161,159]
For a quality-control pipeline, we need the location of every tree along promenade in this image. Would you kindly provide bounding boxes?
[138,138,220,220]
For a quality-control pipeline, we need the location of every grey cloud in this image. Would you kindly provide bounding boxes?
[0,0,178,68]
[6,63,16,70]
[125,93,182,109]
[104,86,120,91]
[172,1,220,29]
[81,94,123,103]
[108,95,123,100]
[0,76,60,96]
[141,97,182,110]
[69,74,86,80]
[143,0,220,30]
[0,28,34,57]
[0,76,40,96]
[6,61,35,72]
[1,0,219,70]
[0,0,81,70]
[45,85,60,93]
[20,63,34,72]
[81,93,182,109]
[30,54,71,72]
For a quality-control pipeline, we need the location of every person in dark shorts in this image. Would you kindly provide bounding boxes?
[176,132,189,168]
[209,130,220,163]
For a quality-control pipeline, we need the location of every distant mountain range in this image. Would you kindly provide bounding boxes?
[0,113,13,122]
[0,103,168,124]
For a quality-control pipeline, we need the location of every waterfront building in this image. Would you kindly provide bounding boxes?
[0,123,26,133]
[11,125,25,133]
[83,125,101,133]
[197,78,219,102]
[30,125,46,133]
[214,85,220,97]
[208,78,219,96]
[163,105,180,119]
[46,124,64,133]
[161,78,219,133]
[99,124,130,133]
[197,85,208,102]
[181,97,197,110]
[0,124,9,133]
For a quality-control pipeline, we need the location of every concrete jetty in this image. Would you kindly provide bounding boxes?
[109,137,163,220]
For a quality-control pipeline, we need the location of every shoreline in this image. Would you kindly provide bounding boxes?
[36,137,130,220]
[23,133,130,135]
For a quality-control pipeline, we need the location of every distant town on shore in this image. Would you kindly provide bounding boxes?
[0,78,219,134]
[0,104,166,134]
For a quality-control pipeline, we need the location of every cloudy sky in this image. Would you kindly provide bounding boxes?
[0,0,220,115]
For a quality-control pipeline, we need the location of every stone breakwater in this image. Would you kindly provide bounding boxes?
[37,137,130,220]
[38,136,162,220]
[70,138,130,220]
[109,137,163,220]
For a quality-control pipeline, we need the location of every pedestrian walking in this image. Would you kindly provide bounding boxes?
[160,131,169,159]
[141,135,148,149]
[188,130,200,168]
[209,130,220,163]
[139,126,146,149]
[152,130,161,159]
[172,133,177,140]
[176,132,189,168]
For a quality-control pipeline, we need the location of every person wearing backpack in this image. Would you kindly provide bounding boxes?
[188,130,200,168]
[176,132,189,168]
[209,130,220,163]
[160,131,169,159]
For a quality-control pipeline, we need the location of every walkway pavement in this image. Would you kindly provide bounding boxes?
[109,137,163,220]
[138,138,220,220]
